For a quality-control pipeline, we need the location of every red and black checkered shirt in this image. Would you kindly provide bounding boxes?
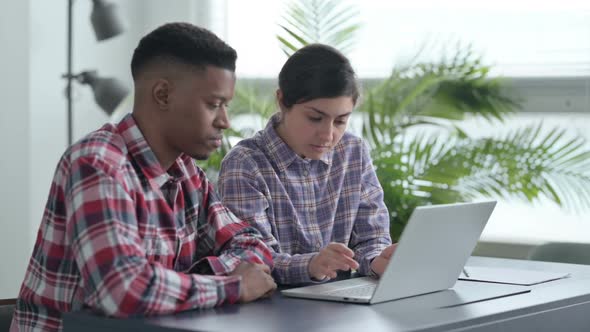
[11,114,272,332]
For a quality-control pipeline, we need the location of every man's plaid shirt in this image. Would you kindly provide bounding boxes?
[11,114,272,331]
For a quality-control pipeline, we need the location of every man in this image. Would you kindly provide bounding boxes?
[11,23,276,332]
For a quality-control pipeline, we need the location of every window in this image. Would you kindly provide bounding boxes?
[223,0,590,244]
[226,0,590,78]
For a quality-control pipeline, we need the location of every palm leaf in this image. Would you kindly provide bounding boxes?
[231,82,276,120]
[428,124,590,212]
[360,46,520,126]
[374,122,590,240]
[195,127,243,181]
[198,0,590,242]
[372,133,466,240]
[277,0,360,56]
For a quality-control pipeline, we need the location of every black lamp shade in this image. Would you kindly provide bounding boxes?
[91,0,125,41]
[79,71,129,115]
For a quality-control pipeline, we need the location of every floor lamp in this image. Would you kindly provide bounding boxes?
[63,0,129,146]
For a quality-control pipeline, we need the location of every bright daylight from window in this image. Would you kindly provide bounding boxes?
[223,0,590,245]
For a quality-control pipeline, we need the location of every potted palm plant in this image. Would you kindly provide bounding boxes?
[202,0,590,240]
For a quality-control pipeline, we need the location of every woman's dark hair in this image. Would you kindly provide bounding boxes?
[278,43,359,108]
[131,22,237,79]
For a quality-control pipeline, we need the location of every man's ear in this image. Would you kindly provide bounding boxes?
[152,79,171,110]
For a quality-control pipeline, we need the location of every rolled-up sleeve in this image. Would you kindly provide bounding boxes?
[349,141,392,275]
[66,158,243,317]
[193,177,274,276]
[219,153,316,284]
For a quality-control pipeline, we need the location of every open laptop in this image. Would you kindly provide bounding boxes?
[282,201,497,304]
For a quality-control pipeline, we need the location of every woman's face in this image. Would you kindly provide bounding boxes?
[276,93,354,160]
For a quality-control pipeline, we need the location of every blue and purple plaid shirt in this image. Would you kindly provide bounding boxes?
[218,114,391,284]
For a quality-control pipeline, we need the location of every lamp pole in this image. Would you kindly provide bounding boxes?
[63,0,127,146]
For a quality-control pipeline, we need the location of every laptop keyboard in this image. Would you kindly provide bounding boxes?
[324,284,376,297]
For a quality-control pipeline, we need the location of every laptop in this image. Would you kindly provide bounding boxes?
[282,201,497,304]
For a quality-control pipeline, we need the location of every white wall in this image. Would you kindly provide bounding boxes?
[0,0,32,299]
[1,0,587,299]
[0,0,220,299]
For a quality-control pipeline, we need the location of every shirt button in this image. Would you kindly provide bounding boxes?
[316,242,321,249]
[303,170,309,176]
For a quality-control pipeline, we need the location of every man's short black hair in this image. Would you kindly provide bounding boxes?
[131,22,237,79]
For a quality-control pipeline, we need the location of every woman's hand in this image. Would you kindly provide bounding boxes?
[308,243,359,280]
[308,242,359,280]
[370,243,398,277]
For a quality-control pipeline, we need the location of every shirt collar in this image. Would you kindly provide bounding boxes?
[117,113,188,188]
[261,113,332,172]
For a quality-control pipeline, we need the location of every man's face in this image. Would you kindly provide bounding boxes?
[162,66,235,160]
[277,96,354,160]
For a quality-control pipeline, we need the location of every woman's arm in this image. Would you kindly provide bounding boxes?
[349,141,392,275]
[219,151,318,284]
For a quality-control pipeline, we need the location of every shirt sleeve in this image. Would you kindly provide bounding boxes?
[189,172,274,276]
[65,157,241,318]
[349,141,392,275]
[219,153,316,285]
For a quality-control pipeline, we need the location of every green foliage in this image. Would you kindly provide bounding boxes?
[361,47,521,148]
[277,0,360,56]
[196,82,275,175]
[206,0,590,241]
[372,126,590,241]
[230,81,277,119]
[195,127,238,179]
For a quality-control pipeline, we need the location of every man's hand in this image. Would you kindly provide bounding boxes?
[308,243,359,280]
[370,243,398,277]
[230,262,277,303]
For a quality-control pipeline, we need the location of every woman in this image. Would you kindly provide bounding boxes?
[218,44,395,285]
